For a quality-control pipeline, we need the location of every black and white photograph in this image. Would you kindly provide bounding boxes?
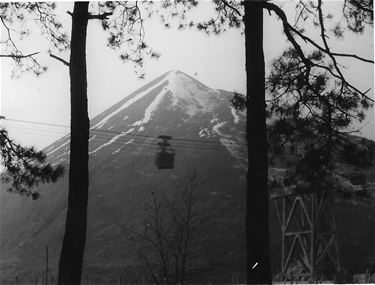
[0,1,374,284]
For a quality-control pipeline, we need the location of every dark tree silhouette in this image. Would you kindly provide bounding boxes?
[0,128,64,199]
[244,2,272,283]
[57,3,90,284]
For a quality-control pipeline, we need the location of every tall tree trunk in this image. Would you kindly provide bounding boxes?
[244,1,272,283]
[58,2,90,285]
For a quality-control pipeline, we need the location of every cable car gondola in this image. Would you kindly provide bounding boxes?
[155,135,175,169]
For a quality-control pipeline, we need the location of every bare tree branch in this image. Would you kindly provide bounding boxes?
[260,1,374,102]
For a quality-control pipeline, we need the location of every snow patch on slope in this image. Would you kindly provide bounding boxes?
[46,137,70,157]
[44,145,55,153]
[112,139,135,155]
[212,121,231,139]
[89,128,134,155]
[230,107,240,124]
[91,79,167,129]
[56,150,69,159]
[210,115,219,124]
[211,119,247,169]
[199,128,213,138]
[220,138,247,170]
[131,88,169,128]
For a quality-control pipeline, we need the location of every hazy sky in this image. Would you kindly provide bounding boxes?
[1,1,373,150]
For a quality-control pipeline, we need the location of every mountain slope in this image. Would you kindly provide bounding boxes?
[0,70,248,283]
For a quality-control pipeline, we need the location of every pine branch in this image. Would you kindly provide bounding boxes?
[0,52,39,58]
[287,23,374,64]
[317,0,345,82]
[329,52,373,64]
[221,0,242,17]
[1,17,18,51]
[350,0,373,13]
[1,4,52,75]
[88,12,113,20]
[0,128,64,199]
[49,53,70,66]
[261,1,374,102]
[34,3,70,50]
[260,2,312,80]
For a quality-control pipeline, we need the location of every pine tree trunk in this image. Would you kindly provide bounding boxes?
[244,1,272,283]
[58,2,90,285]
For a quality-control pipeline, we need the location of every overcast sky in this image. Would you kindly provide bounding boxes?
[1,1,373,150]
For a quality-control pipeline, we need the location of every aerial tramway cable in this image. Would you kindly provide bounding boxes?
[4,117,247,146]
[2,117,248,157]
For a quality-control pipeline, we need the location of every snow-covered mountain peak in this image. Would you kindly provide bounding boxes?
[87,70,241,136]
[164,70,210,93]
[162,70,221,117]
[91,70,221,130]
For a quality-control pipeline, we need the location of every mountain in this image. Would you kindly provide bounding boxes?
[1,70,374,284]
[0,70,248,283]
[46,70,247,169]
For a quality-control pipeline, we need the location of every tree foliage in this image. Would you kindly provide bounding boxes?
[0,2,169,78]
[0,128,64,199]
[332,0,373,34]
[267,48,371,170]
[199,0,374,190]
[265,0,374,194]
[0,2,68,76]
